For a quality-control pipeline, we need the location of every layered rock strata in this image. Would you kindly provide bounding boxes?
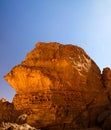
[4,42,111,130]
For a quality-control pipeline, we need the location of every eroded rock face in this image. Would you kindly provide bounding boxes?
[4,42,111,129]
[0,98,21,123]
[102,67,111,89]
[5,42,103,93]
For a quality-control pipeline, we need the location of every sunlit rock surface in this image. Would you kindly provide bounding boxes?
[0,122,39,130]
[4,42,111,130]
[5,42,103,93]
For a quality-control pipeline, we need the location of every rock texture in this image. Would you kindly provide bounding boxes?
[3,42,111,130]
[102,67,111,89]
[0,98,21,123]
[0,122,39,130]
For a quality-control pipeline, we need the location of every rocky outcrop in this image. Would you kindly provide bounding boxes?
[0,98,21,123]
[3,42,111,130]
[5,42,103,93]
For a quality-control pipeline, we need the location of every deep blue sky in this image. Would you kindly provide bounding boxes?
[0,0,111,101]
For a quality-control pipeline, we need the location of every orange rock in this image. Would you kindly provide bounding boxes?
[5,42,103,93]
[102,67,111,89]
[4,42,111,129]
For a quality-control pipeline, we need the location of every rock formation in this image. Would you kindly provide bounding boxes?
[2,42,111,130]
[0,98,21,123]
[102,67,111,89]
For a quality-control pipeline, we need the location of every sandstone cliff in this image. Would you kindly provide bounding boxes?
[3,42,111,130]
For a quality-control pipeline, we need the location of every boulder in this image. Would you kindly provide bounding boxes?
[4,42,111,129]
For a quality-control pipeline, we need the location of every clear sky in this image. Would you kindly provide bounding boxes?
[0,0,111,101]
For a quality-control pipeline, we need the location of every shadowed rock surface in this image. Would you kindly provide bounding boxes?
[2,42,111,130]
[0,98,22,123]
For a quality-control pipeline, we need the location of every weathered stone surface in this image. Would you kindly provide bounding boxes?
[0,122,39,130]
[16,114,28,124]
[79,128,102,130]
[102,67,111,89]
[102,114,111,130]
[3,42,111,129]
[97,110,111,123]
[80,128,102,130]
[5,42,103,93]
[0,98,21,123]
